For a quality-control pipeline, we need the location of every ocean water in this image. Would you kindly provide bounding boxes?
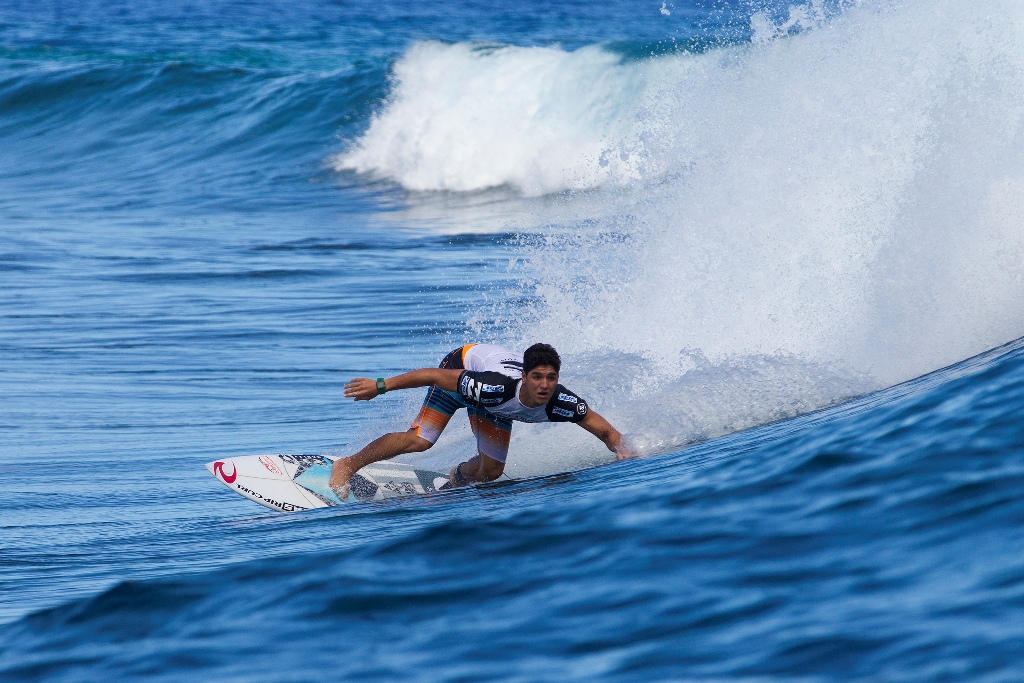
[3,0,1024,680]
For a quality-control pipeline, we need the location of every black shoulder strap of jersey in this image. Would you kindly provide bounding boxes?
[544,384,589,422]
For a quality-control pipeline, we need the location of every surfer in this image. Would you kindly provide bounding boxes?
[330,343,632,496]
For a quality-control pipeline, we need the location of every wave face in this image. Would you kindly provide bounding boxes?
[4,339,1024,681]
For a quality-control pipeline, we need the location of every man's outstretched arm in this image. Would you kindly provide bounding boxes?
[344,368,463,401]
[579,410,635,460]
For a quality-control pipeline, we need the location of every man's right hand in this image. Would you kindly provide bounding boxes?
[344,377,380,401]
[615,444,638,460]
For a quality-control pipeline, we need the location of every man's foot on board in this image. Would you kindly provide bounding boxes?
[329,458,357,502]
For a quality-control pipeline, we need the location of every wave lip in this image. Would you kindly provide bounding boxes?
[333,40,665,196]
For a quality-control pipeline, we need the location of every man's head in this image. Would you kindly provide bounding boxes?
[520,343,561,406]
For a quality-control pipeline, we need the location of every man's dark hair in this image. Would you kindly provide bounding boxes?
[523,343,561,374]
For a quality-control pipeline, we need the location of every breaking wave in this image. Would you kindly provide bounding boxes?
[358,0,1024,471]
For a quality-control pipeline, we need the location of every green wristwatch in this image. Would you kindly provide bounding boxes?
[376,378,387,395]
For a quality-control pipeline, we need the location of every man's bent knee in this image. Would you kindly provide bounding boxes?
[403,430,433,452]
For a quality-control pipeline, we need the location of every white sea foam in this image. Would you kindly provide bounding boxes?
[346,0,1024,475]
[333,41,666,195]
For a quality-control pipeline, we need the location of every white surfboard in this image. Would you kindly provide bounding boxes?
[205,454,451,513]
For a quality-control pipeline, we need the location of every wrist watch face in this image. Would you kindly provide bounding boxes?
[376,378,387,394]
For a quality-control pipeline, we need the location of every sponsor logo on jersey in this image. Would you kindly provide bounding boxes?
[558,392,578,403]
[462,374,509,405]
[551,406,575,418]
[258,455,283,475]
[480,382,508,405]
[213,461,237,483]
[576,402,588,416]
[460,375,480,401]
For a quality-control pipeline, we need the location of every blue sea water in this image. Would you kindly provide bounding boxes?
[4,0,1024,680]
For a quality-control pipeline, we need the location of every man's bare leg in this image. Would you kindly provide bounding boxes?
[447,453,505,487]
[329,429,431,498]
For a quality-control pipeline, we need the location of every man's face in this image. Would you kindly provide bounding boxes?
[521,364,559,406]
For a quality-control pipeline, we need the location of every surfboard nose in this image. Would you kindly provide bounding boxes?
[206,459,239,484]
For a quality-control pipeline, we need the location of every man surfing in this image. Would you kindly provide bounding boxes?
[330,343,631,497]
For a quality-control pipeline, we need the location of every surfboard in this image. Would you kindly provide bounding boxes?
[205,454,451,512]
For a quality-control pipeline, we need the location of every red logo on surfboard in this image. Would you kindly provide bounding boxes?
[213,461,237,483]
[258,456,283,475]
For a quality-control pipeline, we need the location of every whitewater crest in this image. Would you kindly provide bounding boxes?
[333,41,671,196]
[332,1,851,197]
[594,0,1023,371]
[509,0,1024,461]
[341,0,1024,467]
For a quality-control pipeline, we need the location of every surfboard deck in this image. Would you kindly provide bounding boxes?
[205,454,451,513]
